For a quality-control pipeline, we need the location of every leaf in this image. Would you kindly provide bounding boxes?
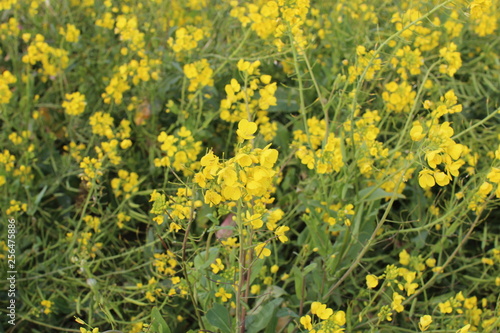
[206,303,232,333]
[292,266,304,299]
[249,255,265,285]
[358,187,405,201]
[151,307,172,333]
[28,185,48,216]
[245,298,283,333]
[302,262,317,275]
[194,247,219,270]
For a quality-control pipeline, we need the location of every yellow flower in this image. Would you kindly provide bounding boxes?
[254,242,271,259]
[391,292,405,313]
[41,300,54,314]
[366,274,379,289]
[210,258,225,274]
[311,301,333,320]
[418,169,435,189]
[236,119,257,140]
[215,287,232,302]
[456,324,471,333]
[419,315,432,331]
[62,92,86,116]
[399,249,410,265]
[438,300,453,313]
[300,315,313,330]
[274,225,289,243]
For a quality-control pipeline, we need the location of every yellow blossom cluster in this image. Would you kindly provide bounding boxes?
[167,26,206,54]
[304,202,355,233]
[0,70,16,105]
[344,110,389,176]
[154,126,202,176]
[40,300,54,315]
[382,81,416,113]
[102,56,160,104]
[22,34,69,79]
[111,170,140,199]
[467,167,500,212]
[183,59,214,92]
[66,230,103,259]
[89,111,132,147]
[62,92,86,116]
[439,42,462,77]
[220,60,278,141]
[59,24,81,43]
[469,0,498,36]
[292,117,344,174]
[114,14,145,51]
[390,46,424,80]
[347,45,382,83]
[153,250,179,276]
[229,0,310,52]
[390,8,441,52]
[149,189,203,232]
[438,291,497,331]
[194,126,279,206]
[0,17,20,40]
[300,302,346,333]
[79,156,103,186]
[6,200,27,215]
[410,91,470,190]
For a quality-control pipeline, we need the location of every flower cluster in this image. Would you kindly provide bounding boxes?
[111,170,139,199]
[0,70,16,105]
[347,45,382,83]
[149,188,203,232]
[193,120,279,207]
[220,60,278,141]
[292,117,344,174]
[230,0,310,52]
[154,126,202,176]
[22,34,69,79]
[62,92,86,116]
[300,302,346,333]
[410,90,470,190]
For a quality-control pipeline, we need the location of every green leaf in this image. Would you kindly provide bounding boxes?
[292,266,304,299]
[358,187,405,201]
[302,262,317,276]
[194,247,219,270]
[151,307,172,333]
[249,255,265,285]
[206,303,232,333]
[28,185,47,216]
[245,298,283,333]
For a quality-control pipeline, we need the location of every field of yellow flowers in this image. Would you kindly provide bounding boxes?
[1,0,499,332]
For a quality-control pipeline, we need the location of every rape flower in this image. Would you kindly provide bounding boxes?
[311,302,333,320]
[419,315,432,331]
[438,300,453,313]
[250,284,260,295]
[418,169,435,189]
[215,287,232,302]
[366,274,379,289]
[392,292,405,313]
[456,324,471,333]
[210,258,225,274]
[300,315,313,330]
[41,300,54,314]
[399,249,410,265]
[254,242,271,259]
[62,92,86,116]
[59,24,80,42]
[236,119,258,140]
[274,225,289,243]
